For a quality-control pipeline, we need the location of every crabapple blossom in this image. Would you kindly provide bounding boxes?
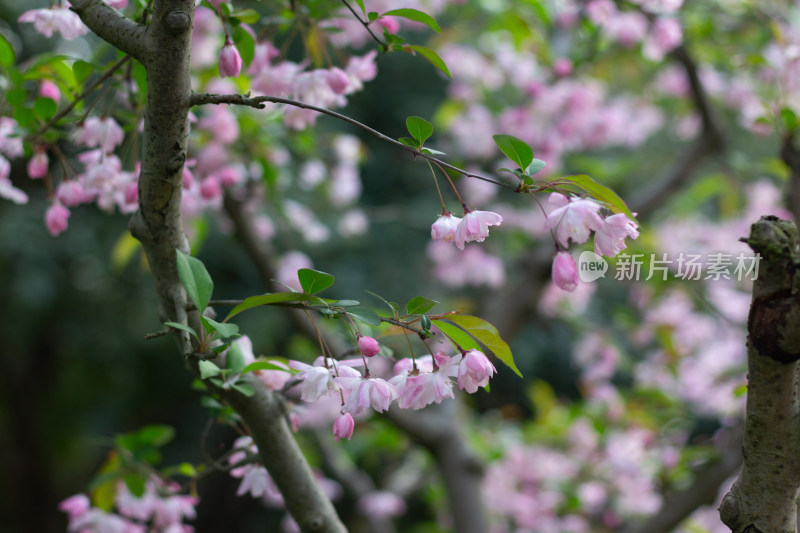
[334,376,399,416]
[457,349,496,393]
[431,212,461,243]
[552,251,579,292]
[45,202,70,236]
[333,413,355,441]
[59,494,90,520]
[18,7,88,40]
[72,117,125,154]
[545,193,603,248]
[643,17,683,61]
[0,118,23,158]
[326,67,352,95]
[38,80,60,103]
[454,209,503,250]
[0,156,27,205]
[594,213,640,257]
[390,352,461,409]
[289,357,362,402]
[219,39,243,78]
[357,491,407,519]
[357,335,381,357]
[26,148,48,179]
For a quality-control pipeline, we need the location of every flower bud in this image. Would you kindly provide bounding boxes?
[357,335,380,357]
[219,39,243,78]
[333,413,354,441]
[552,251,579,292]
[27,148,48,179]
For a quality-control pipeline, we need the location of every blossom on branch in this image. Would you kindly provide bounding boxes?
[431,212,461,243]
[334,376,399,416]
[457,349,496,393]
[552,251,579,292]
[594,213,639,257]
[545,193,604,248]
[454,209,504,250]
[18,7,88,40]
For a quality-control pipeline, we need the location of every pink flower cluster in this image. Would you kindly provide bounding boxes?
[431,209,503,250]
[60,478,197,533]
[544,192,639,292]
[18,6,88,40]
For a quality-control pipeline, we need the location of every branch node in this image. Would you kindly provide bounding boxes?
[165,11,191,34]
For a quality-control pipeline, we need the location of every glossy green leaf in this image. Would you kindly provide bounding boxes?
[226,292,320,320]
[231,382,255,396]
[447,315,521,377]
[233,26,255,66]
[199,360,222,379]
[493,134,533,170]
[230,8,260,23]
[398,136,419,149]
[200,315,239,339]
[175,249,213,312]
[525,158,547,176]
[431,319,481,352]
[123,474,146,498]
[7,88,26,106]
[226,341,246,373]
[406,296,438,315]
[242,360,296,374]
[368,11,380,22]
[0,34,15,68]
[383,8,442,32]
[407,45,451,77]
[298,268,335,294]
[163,321,199,340]
[366,290,400,315]
[178,462,197,477]
[406,116,433,145]
[420,147,446,156]
[72,59,93,84]
[13,107,36,128]
[347,307,382,326]
[353,0,366,15]
[560,174,636,220]
[34,97,57,120]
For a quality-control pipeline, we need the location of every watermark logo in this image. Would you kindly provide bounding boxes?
[577,251,608,282]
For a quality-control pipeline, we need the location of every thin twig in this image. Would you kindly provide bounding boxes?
[340,0,387,50]
[189,91,518,190]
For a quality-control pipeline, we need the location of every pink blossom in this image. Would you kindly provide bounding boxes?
[198,106,240,144]
[333,413,355,440]
[594,213,639,257]
[357,491,406,519]
[0,156,28,205]
[45,202,70,236]
[237,466,272,498]
[338,208,369,237]
[376,16,400,34]
[586,0,617,25]
[358,335,380,357]
[544,193,603,248]
[334,376,399,416]
[105,0,129,8]
[18,7,88,40]
[346,50,378,91]
[454,209,503,250]
[57,180,89,207]
[59,494,90,519]
[72,117,125,153]
[219,39,243,78]
[289,357,362,402]
[553,58,573,77]
[431,212,461,243]
[326,67,352,95]
[39,80,61,103]
[274,251,313,291]
[391,352,461,409]
[643,18,683,61]
[552,252,579,292]
[457,349,496,393]
[199,176,221,200]
[27,148,48,179]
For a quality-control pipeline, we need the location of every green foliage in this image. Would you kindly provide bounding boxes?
[406,295,438,315]
[406,116,434,147]
[433,315,521,377]
[407,45,451,78]
[383,8,442,32]
[0,34,15,68]
[558,174,636,220]
[493,134,533,170]
[175,249,214,312]
[298,268,335,294]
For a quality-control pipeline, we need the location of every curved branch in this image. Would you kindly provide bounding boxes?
[191,92,517,190]
[68,0,147,62]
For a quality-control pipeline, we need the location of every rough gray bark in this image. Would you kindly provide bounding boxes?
[68,1,346,531]
[720,216,800,533]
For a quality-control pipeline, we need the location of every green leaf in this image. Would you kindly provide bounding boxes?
[175,249,214,312]
[420,314,432,331]
[447,315,521,377]
[200,315,239,339]
[347,307,382,326]
[13,107,36,128]
[559,174,636,220]
[199,360,222,379]
[34,97,57,120]
[493,134,533,170]
[352,0,366,15]
[298,268,335,295]
[72,60,93,84]
[782,107,799,131]
[7,88,26,106]
[383,8,442,32]
[368,11,380,22]
[226,292,321,320]
[163,321,199,340]
[407,45,451,78]
[525,158,547,176]
[232,382,255,397]
[123,474,146,498]
[242,360,296,374]
[398,136,419,149]
[335,299,360,307]
[431,319,481,352]
[420,147,446,156]
[233,26,255,66]
[0,34,15,68]
[200,396,224,409]
[226,340,246,373]
[178,462,197,477]
[406,116,433,146]
[406,296,438,315]
[230,8,260,23]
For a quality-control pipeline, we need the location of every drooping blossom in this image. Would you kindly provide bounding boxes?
[219,39,243,78]
[0,118,24,158]
[18,7,88,40]
[27,148,48,179]
[457,349,496,393]
[72,117,125,153]
[552,251,579,292]
[594,213,639,257]
[326,67,352,95]
[333,413,355,440]
[431,212,461,243]
[357,335,380,357]
[390,352,461,409]
[454,209,503,250]
[289,356,362,402]
[0,156,27,205]
[334,376,399,416]
[544,192,603,248]
[45,202,70,236]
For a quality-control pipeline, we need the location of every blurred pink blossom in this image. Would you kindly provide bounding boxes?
[552,251,578,292]
[18,7,88,39]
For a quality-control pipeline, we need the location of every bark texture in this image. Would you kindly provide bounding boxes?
[720,216,800,533]
[70,1,346,531]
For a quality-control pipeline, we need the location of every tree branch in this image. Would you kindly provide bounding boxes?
[780,134,800,225]
[720,216,800,533]
[68,0,147,62]
[192,92,517,190]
